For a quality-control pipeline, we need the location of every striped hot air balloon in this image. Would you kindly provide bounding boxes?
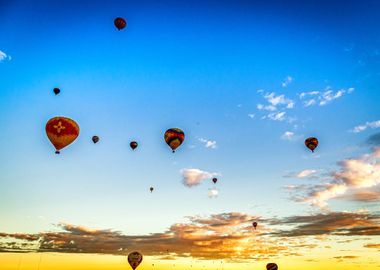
[128,251,143,270]
[46,117,79,154]
[266,263,278,270]
[164,128,185,153]
[305,137,318,152]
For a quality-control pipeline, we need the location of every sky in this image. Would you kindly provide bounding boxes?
[1,0,380,269]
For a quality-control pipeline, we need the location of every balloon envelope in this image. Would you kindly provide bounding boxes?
[128,251,143,270]
[92,136,99,144]
[130,141,138,150]
[53,88,60,95]
[164,128,185,152]
[305,137,318,152]
[114,17,126,30]
[46,117,79,154]
[212,178,218,184]
[150,187,154,193]
[252,222,257,229]
[266,263,278,270]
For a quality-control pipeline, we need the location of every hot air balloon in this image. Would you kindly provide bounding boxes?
[164,128,185,153]
[150,187,154,193]
[46,117,79,154]
[53,88,60,95]
[114,17,126,30]
[252,222,257,230]
[305,137,318,152]
[130,141,138,150]
[92,136,99,144]
[128,251,143,270]
[266,263,278,270]
[212,178,218,184]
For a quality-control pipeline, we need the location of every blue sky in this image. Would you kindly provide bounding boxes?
[1,1,380,267]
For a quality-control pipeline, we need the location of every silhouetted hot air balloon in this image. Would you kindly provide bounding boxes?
[128,251,143,270]
[252,222,257,230]
[164,128,185,153]
[305,137,318,152]
[150,187,154,193]
[46,117,79,154]
[130,141,138,150]
[53,88,60,95]
[212,178,218,184]
[266,263,278,270]
[114,17,126,30]
[92,136,99,144]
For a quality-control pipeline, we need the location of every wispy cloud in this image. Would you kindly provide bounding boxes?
[351,120,380,133]
[269,210,380,237]
[0,50,11,62]
[256,91,294,122]
[208,188,219,198]
[287,148,380,208]
[264,111,286,121]
[181,168,219,187]
[198,138,217,149]
[280,131,303,141]
[281,76,293,88]
[285,169,317,179]
[299,87,354,107]
[247,113,255,119]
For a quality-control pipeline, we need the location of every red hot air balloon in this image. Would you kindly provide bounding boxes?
[53,88,60,95]
[128,251,143,270]
[266,263,278,270]
[252,222,258,230]
[164,128,185,153]
[46,117,79,154]
[212,178,218,184]
[92,136,99,144]
[114,17,127,30]
[305,137,318,152]
[130,141,138,150]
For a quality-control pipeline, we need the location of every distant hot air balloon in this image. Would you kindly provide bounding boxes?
[266,263,278,270]
[128,251,143,270]
[164,128,185,153]
[212,178,218,184]
[252,222,257,230]
[130,141,138,150]
[114,17,126,30]
[150,187,154,193]
[305,137,318,152]
[46,117,79,154]
[53,88,60,95]
[92,136,99,144]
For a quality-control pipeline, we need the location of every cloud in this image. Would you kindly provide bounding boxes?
[265,111,286,121]
[280,131,303,141]
[287,148,380,208]
[269,211,380,237]
[208,188,219,198]
[181,168,218,187]
[198,138,217,149]
[0,213,293,261]
[367,132,380,145]
[299,87,354,107]
[247,113,255,119]
[364,243,380,249]
[285,169,317,179]
[281,76,293,88]
[0,50,11,61]
[352,120,380,133]
[340,190,380,202]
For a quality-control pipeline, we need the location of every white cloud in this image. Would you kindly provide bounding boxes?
[281,131,295,141]
[351,120,380,133]
[266,111,286,121]
[288,148,380,208]
[248,113,255,119]
[281,76,293,88]
[296,170,317,178]
[299,87,354,107]
[0,50,11,61]
[208,188,219,198]
[181,168,219,187]
[199,138,217,149]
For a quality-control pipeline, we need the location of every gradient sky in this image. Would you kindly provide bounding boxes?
[1,0,380,269]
